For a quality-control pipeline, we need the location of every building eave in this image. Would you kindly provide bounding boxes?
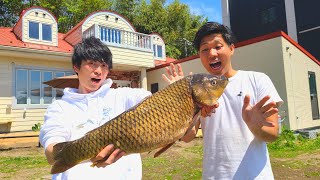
[0,45,71,62]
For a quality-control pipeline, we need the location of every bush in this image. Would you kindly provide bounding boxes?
[31,123,41,132]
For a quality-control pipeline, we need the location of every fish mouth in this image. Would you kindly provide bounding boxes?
[209,61,222,70]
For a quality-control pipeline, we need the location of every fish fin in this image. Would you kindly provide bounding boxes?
[154,142,175,158]
[51,141,78,174]
[181,110,201,139]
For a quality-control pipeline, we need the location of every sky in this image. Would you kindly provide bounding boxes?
[166,0,222,23]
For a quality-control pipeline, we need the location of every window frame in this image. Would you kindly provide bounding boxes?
[153,44,163,59]
[28,21,53,42]
[13,65,73,109]
[308,71,320,120]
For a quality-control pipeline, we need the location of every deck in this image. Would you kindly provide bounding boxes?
[0,131,40,149]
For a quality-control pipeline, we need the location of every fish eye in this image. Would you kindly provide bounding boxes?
[211,80,217,85]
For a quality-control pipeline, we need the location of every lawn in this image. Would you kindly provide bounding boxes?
[0,133,320,180]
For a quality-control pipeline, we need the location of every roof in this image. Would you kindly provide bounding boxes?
[0,27,73,53]
[155,57,177,66]
[147,31,320,72]
[64,10,137,38]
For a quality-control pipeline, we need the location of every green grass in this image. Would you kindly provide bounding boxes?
[0,156,48,173]
[142,145,203,180]
[0,152,50,179]
[268,128,320,158]
[0,130,319,179]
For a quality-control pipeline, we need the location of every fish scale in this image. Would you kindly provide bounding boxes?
[50,74,228,174]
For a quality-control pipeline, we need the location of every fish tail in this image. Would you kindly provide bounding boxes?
[51,141,77,174]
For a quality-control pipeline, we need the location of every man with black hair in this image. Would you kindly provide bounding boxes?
[40,37,150,179]
[163,22,283,179]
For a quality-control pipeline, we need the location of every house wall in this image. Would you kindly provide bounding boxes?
[281,38,320,130]
[22,8,58,46]
[0,55,71,132]
[147,58,206,91]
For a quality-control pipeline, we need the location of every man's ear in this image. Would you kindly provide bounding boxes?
[73,65,80,74]
[229,44,235,55]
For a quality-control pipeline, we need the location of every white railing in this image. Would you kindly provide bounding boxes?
[83,24,152,52]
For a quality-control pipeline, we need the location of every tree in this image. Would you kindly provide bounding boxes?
[113,0,140,23]
[0,0,37,27]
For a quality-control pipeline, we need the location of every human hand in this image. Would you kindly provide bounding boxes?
[90,144,126,168]
[200,103,219,117]
[242,95,279,140]
[162,63,192,84]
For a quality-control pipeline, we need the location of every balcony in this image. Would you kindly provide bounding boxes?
[83,24,152,52]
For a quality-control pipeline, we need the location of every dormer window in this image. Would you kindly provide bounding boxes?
[153,44,163,58]
[28,21,52,41]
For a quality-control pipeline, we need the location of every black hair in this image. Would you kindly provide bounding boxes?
[193,22,237,51]
[72,36,113,70]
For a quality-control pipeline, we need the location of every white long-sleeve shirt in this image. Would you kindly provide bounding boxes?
[40,79,151,180]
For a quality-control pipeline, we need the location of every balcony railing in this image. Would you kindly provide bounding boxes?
[83,24,152,52]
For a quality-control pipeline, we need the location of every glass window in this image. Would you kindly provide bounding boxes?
[261,7,276,25]
[151,83,159,94]
[43,71,53,104]
[42,24,52,41]
[29,21,39,39]
[308,71,320,119]
[16,69,28,104]
[14,68,72,106]
[157,45,163,58]
[30,71,41,104]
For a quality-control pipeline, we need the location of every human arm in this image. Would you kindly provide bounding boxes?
[44,143,125,167]
[40,102,124,167]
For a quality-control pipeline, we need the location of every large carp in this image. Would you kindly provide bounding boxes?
[50,73,228,174]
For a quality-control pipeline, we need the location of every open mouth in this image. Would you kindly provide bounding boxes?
[91,78,101,83]
[209,61,222,70]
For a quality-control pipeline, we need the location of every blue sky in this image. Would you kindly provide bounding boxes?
[166,0,222,23]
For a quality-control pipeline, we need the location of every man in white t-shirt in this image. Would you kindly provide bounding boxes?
[40,37,151,179]
[163,22,283,179]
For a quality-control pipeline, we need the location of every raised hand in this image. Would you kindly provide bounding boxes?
[242,95,279,142]
[162,63,191,84]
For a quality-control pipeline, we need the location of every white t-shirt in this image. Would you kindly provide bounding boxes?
[200,70,283,180]
[40,79,151,180]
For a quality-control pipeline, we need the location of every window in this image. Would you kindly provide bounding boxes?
[157,45,163,58]
[100,26,121,44]
[29,22,39,39]
[15,67,73,107]
[42,24,52,41]
[308,71,320,119]
[260,7,276,24]
[151,83,159,94]
[28,21,52,41]
[153,45,163,58]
